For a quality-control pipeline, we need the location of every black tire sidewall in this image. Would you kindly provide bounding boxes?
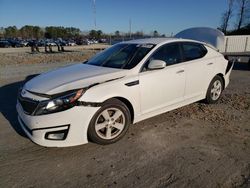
[206,76,223,104]
[87,99,131,145]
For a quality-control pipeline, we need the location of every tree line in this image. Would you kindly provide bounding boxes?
[0,25,165,40]
[0,25,82,39]
[219,0,250,34]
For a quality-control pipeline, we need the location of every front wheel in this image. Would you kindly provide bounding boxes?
[88,99,131,145]
[205,75,224,104]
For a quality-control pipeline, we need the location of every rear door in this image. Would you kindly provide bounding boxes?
[180,42,215,99]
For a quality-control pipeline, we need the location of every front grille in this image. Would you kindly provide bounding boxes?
[18,95,39,115]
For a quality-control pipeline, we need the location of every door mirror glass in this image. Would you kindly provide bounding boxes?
[148,60,166,70]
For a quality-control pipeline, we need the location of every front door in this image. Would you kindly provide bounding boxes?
[139,43,186,114]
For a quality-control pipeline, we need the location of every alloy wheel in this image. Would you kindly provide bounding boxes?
[94,108,125,140]
[211,80,222,101]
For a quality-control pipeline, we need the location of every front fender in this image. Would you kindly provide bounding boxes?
[79,76,140,121]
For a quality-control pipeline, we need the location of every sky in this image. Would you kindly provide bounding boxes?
[0,0,230,35]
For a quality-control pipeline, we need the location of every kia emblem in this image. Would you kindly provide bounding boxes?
[21,89,26,96]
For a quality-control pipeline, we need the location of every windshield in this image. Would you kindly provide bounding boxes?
[86,43,155,69]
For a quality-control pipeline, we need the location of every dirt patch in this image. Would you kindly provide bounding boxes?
[0,50,97,66]
[166,93,250,126]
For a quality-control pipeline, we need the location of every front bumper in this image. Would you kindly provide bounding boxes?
[16,101,100,147]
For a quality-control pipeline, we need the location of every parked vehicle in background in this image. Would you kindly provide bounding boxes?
[99,38,107,43]
[0,38,101,47]
[46,39,57,46]
[7,39,24,47]
[0,40,11,48]
[92,39,98,44]
[66,40,77,46]
[88,39,98,44]
[37,40,45,47]
[26,40,38,47]
[19,40,29,47]
[84,39,92,45]
[55,39,67,46]
[76,39,88,45]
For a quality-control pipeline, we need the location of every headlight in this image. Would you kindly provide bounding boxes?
[34,89,84,115]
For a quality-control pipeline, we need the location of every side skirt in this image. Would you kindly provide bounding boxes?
[133,94,205,123]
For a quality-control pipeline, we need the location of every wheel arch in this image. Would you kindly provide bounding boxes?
[205,73,225,99]
[216,73,225,89]
[103,97,135,124]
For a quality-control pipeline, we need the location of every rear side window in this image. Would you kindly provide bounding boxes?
[182,43,207,61]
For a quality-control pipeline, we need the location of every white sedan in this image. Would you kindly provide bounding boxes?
[16,37,233,147]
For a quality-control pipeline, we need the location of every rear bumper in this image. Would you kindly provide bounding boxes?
[224,61,234,88]
[16,101,100,147]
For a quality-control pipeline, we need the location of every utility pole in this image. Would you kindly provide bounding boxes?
[92,0,97,30]
[129,18,132,39]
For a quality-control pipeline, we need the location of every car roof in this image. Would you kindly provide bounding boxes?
[121,37,219,51]
[122,38,174,45]
[122,37,204,45]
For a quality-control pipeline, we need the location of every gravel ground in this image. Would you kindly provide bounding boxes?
[0,50,92,66]
[0,52,250,188]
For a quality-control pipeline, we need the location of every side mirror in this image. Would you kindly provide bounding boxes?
[148,60,166,70]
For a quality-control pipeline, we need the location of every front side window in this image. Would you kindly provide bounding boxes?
[86,43,154,69]
[151,43,182,65]
[142,43,182,70]
[182,43,207,61]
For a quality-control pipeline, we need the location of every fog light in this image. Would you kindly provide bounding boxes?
[47,132,65,140]
[45,128,69,140]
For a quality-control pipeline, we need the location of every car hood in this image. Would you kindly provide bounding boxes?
[24,63,128,95]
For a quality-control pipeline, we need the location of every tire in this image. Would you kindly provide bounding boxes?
[87,98,131,145]
[205,75,224,104]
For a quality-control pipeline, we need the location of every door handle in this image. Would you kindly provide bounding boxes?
[207,62,213,65]
[176,70,185,74]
